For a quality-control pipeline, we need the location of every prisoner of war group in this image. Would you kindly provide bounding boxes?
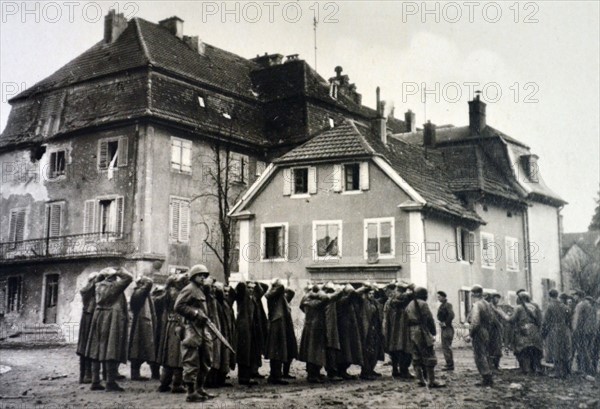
[77,267,599,402]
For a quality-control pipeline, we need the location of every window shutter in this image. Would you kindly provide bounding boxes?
[261,227,267,259]
[9,210,26,242]
[360,162,370,190]
[278,225,285,259]
[99,141,108,169]
[332,164,342,192]
[115,197,124,236]
[468,231,476,263]
[308,166,317,194]
[170,200,180,241]
[83,200,96,234]
[46,204,62,238]
[282,168,292,196]
[117,137,128,167]
[179,201,190,242]
[456,228,463,261]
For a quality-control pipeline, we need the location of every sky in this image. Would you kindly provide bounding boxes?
[1,1,598,232]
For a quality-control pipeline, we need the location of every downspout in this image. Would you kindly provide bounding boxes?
[557,205,565,291]
[523,206,532,295]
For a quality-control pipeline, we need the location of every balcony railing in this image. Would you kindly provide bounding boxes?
[0,233,134,263]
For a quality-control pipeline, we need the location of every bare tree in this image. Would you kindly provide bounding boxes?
[192,109,248,283]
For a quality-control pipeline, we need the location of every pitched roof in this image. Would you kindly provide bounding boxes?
[274,121,374,163]
[562,231,600,261]
[12,18,261,102]
[271,119,482,223]
[395,124,565,205]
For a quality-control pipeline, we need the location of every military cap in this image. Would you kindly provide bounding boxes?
[470,284,483,294]
[548,289,559,298]
[188,264,210,278]
[437,291,447,298]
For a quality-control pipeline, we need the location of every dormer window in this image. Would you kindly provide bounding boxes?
[198,96,206,108]
[223,112,232,119]
[328,117,335,128]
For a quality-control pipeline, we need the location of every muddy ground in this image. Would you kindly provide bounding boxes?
[0,345,598,409]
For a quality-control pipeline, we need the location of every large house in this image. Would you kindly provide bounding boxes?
[230,94,566,318]
[0,11,404,333]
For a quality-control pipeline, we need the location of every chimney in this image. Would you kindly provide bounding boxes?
[468,93,487,134]
[251,53,284,67]
[405,110,416,132]
[104,10,128,44]
[183,35,205,55]
[159,16,184,39]
[372,87,387,144]
[423,121,436,147]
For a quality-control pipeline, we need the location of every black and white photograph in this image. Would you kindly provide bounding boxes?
[0,1,599,407]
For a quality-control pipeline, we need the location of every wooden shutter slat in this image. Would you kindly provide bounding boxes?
[332,164,342,192]
[308,167,317,194]
[179,201,190,242]
[117,137,128,167]
[83,200,96,234]
[99,141,108,169]
[115,197,124,236]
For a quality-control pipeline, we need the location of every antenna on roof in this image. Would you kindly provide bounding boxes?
[313,16,318,71]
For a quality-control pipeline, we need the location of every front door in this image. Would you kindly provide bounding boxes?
[44,274,59,324]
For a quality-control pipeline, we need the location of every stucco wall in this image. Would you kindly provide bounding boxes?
[242,160,413,290]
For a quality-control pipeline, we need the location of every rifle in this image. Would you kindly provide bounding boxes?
[190,317,235,354]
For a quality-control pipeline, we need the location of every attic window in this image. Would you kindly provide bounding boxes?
[223,113,232,119]
[328,117,335,128]
[198,96,206,108]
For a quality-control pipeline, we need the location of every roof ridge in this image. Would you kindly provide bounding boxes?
[132,18,153,65]
[348,120,377,155]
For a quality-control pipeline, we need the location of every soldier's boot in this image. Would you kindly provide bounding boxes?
[399,365,415,380]
[150,362,161,380]
[414,366,426,387]
[185,383,206,403]
[196,373,215,399]
[172,368,186,393]
[130,360,149,381]
[84,359,93,384]
[475,374,494,387]
[90,360,105,391]
[105,361,125,392]
[283,361,296,379]
[158,367,173,392]
[425,367,446,388]
[79,356,87,384]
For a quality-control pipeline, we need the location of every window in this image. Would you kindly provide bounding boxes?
[98,137,128,170]
[230,154,247,183]
[171,137,192,174]
[481,232,496,269]
[456,227,475,263]
[261,223,288,261]
[505,237,519,271]
[333,162,369,192]
[7,276,23,313]
[364,217,394,259]
[198,96,206,107]
[223,112,232,119]
[328,117,335,128]
[48,150,66,179]
[45,202,64,238]
[344,163,360,191]
[169,198,190,243]
[283,167,317,196]
[313,220,342,260]
[83,197,124,237]
[8,208,26,243]
[458,289,472,324]
[293,168,308,194]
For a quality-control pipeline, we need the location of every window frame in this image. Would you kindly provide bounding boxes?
[312,220,343,261]
[505,236,519,271]
[170,137,193,175]
[84,196,124,239]
[292,167,309,196]
[6,275,23,313]
[45,201,65,238]
[480,232,496,269]
[260,222,289,262]
[343,163,361,192]
[363,217,395,260]
[458,287,472,324]
[456,227,475,263]
[97,136,128,171]
[47,148,67,180]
